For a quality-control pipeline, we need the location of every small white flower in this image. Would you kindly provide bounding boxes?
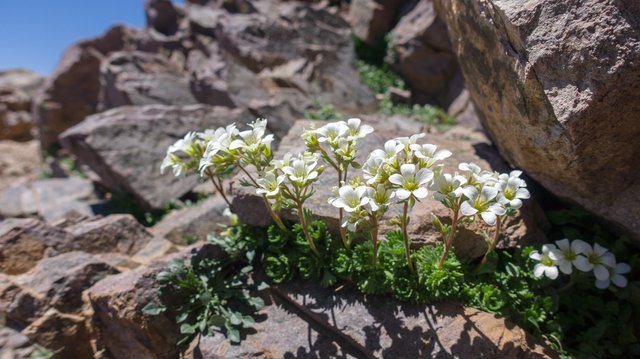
[410,143,452,167]
[256,172,284,197]
[496,171,530,209]
[529,244,561,279]
[430,172,467,202]
[161,132,199,176]
[554,239,590,274]
[160,153,188,176]
[345,118,374,140]
[395,133,426,151]
[281,154,321,186]
[316,122,348,144]
[458,162,495,185]
[574,243,616,281]
[388,163,433,200]
[229,119,273,152]
[329,185,369,212]
[363,154,385,184]
[460,185,506,225]
[371,139,402,163]
[365,184,394,212]
[595,261,631,289]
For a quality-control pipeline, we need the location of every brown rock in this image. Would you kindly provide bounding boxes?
[0,218,74,275]
[151,195,229,245]
[99,51,197,110]
[0,274,44,330]
[145,0,184,37]
[0,326,49,358]
[0,140,41,194]
[22,309,93,359]
[132,237,179,264]
[67,214,154,255]
[275,281,557,358]
[348,0,406,45]
[33,25,149,149]
[60,105,250,209]
[0,69,45,141]
[435,0,640,241]
[14,252,120,315]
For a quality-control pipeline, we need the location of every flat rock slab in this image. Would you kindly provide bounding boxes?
[274,281,557,359]
[0,176,99,223]
[60,104,250,209]
[151,195,229,245]
[67,214,154,255]
[232,118,548,258]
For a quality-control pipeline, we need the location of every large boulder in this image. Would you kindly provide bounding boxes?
[348,0,407,45]
[99,51,197,110]
[435,0,640,240]
[0,69,45,141]
[232,118,547,258]
[32,25,150,149]
[60,105,250,209]
[22,308,93,359]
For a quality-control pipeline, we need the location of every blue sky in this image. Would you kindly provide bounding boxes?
[0,0,182,75]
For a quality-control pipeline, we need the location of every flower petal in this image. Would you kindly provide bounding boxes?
[546,265,559,280]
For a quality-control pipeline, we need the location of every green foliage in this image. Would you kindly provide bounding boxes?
[30,348,55,359]
[143,225,266,348]
[304,103,344,121]
[415,244,464,302]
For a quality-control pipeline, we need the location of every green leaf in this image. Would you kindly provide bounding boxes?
[142,303,166,316]
[180,323,197,334]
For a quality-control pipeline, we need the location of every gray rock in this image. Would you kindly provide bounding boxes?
[0,69,45,141]
[22,308,93,359]
[60,105,250,209]
[274,281,557,358]
[0,140,41,194]
[67,214,154,255]
[151,195,229,245]
[0,177,98,223]
[0,273,44,330]
[99,51,197,110]
[145,0,184,37]
[435,0,640,241]
[0,326,48,358]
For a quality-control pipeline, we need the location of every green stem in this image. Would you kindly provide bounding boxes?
[401,202,414,273]
[437,207,459,269]
[297,203,320,257]
[336,167,350,250]
[206,170,232,208]
[371,216,379,268]
[476,215,502,271]
[262,194,288,233]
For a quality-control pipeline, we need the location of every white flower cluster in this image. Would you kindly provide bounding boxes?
[529,239,631,289]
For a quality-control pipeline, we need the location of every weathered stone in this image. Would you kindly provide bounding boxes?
[0,274,44,330]
[60,105,250,209]
[388,0,458,106]
[67,214,154,255]
[186,292,359,359]
[0,327,48,358]
[186,43,236,108]
[275,281,557,358]
[14,252,120,315]
[22,309,93,359]
[151,195,229,245]
[0,140,41,194]
[0,219,74,275]
[0,69,44,141]
[145,0,184,37]
[0,177,98,223]
[233,119,547,256]
[99,51,197,110]
[348,0,406,45]
[132,236,179,264]
[435,0,640,241]
[33,25,150,149]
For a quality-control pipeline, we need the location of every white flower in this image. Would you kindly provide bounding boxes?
[282,154,320,186]
[496,171,530,209]
[574,243,616,281]
[160,153,188,176]
[365,184,394,212]
[388,163,433,200]
[410,143,452,167]
[345,118,373,140]
[595,261,631,289]
[229,118,273,152]
[430,172,467,202]
[363,154,385,184]
[371,139,402,163]
[198,123,238,145]
[395,133,425,151]
[256,172,284,197]
[316,122,348,144]
[529,244,561,279]
[329,185,369,212]
[460,185,506,225]
[458,162,495,185]
[161,132,199,176]
[554,239,590,274]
